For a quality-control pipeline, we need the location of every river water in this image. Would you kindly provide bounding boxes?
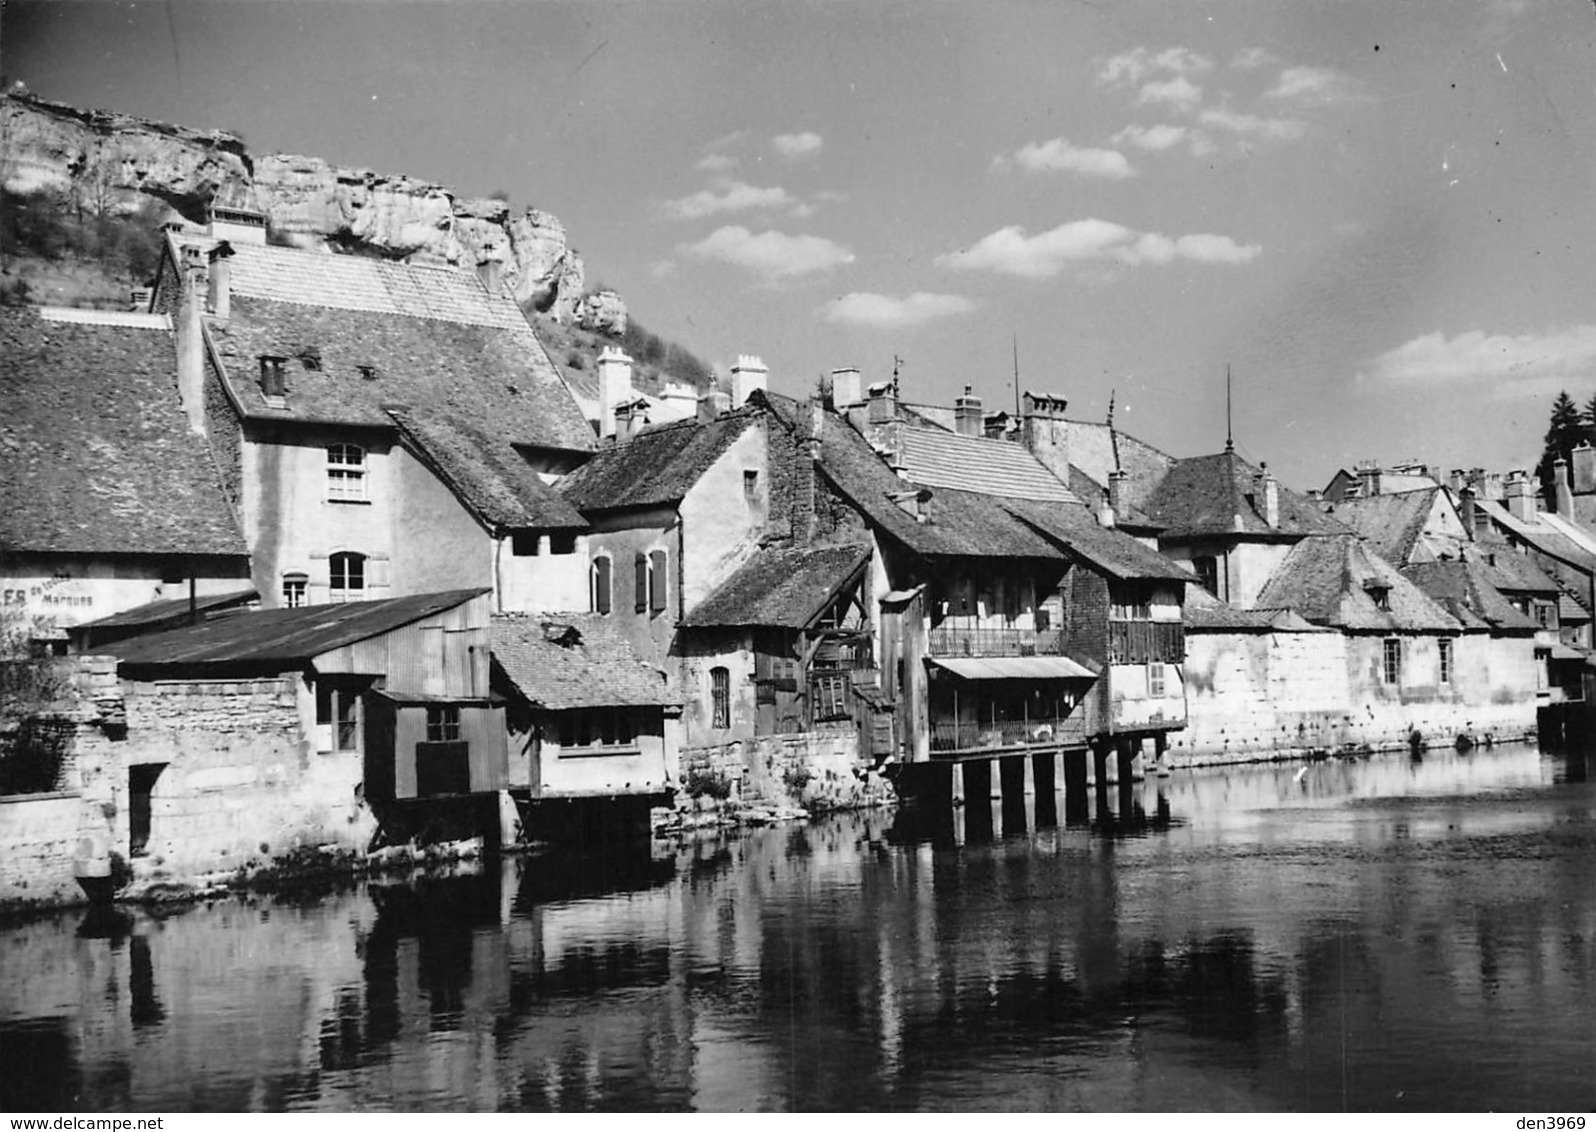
[3,743,1595,1113]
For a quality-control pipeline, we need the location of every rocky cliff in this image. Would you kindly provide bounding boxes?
[1,91,606,321]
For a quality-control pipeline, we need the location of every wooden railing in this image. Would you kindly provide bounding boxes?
[1107,620,1185,664]
[930,714,1087,754]
[927,627,1065,658]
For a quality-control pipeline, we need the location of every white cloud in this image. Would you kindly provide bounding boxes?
[936,218,1260,279]
[696,152,738,174]
[773,131,823,159]
[820,291,977,330]
[682,225,854,281]
[1138,77,1203,111]
[1231,46,1280,70]
[1098,46,1212,86]
[1268,65,1362,105]
[1360,326,1596,387]
[1008,137,1136,179]
[1199,107,1306,141]
[661,180,797,220]
[1111,123,1189,152]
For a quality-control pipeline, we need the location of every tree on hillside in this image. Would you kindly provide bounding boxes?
[1583,393,1596,443]
[1539,390,1586,504]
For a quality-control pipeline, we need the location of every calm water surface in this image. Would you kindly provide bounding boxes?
[4,743,1595,1112]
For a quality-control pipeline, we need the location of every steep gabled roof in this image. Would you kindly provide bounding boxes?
[1400,559,1536,633]
[1329,488,1440,566]
[0,307,247,558]
[681,543,871,629]
[1142,449,1347,540]
[1058,419,1175,515]
[1182,585,1327,632]
[894,425,1079,503]
[1253,534,1460,631]
[100,589,489,672]
[1468,538,1562,596]
[1476,499,1596,573]
[491,612,677,710]
[1003,500,1194,582]
[557,410,758,513]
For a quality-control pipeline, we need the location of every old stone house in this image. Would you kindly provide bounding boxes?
[146,204,597,615]
[0,306,253,647]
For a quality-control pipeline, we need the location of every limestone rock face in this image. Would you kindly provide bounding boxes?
[575,288,629,336]
[3,92,594,319]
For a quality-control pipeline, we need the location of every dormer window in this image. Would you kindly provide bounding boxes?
[297,347,322,372]
[357,364,378,381]
[1365,582,1391,612]
[259,355,288,400]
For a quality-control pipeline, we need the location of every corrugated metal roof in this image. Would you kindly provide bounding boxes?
[75,587,258,630]
[99,589,489,671]
[928,656,1097,680]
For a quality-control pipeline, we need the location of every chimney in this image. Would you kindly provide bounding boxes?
[596,346,634,439]
[614,398,647,443]
[867,380,897,425]
[730,354,768,409]
[888,487,931,523]
[175,244,208,434]
[658,381,699,422]
[804,397,824,543]
[1459,486,1479,539]
[1020,391,1070,485]
[1108,468,1127,514]
[1504,470,1535,521]
[1449,468,1467,494]
[829,367,862,410]
[476,254,505,297]
[1574,443,1596,495]
[1356,462,1381,498]
[1261,462,1280,529]
[697,388,731,423]
[1554,455,1574,518]
[954,385,983,437]
[207,241,234,320]
[983,413,1008,440]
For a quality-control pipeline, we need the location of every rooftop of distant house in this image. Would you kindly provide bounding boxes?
[491,612,677,710]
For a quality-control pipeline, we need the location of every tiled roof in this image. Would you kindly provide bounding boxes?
[1469,538,1562,596]
[101,589,489,673]
[491,612,677,710]
[1182,586,1326,632]
[681,543,871,629]
[209,295,594,453]
[1253,534,1460,632]
[0,307,247,557]
[818,414,1063,560]
[1066,464,1163,529]
[894,425,1080,503]
[385,407,586,530]
[1142,449,1347,540]
[1328,489,1438,566]
[1003,500,1194,582]
[1400,559,1536,633]
[558,411,757,513]
[1476,500,1596,573]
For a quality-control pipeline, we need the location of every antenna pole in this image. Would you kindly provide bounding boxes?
[1012,334,1021,420]
[1225,364,1234,452]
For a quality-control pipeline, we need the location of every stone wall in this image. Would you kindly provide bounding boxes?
[679,728,892,812]
[0,791,87,908]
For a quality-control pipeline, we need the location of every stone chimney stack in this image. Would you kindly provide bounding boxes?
[1573,442,1596,495]
[1105,469,1128,528]
[867,381,897,425]
[954,385,983,437]
[697,388,731,423]
[207,241,234,321]
[1459,486,1479,539]
[1554,456,1574,518]
[829,367,862,410]
[614,398,647,443]
[175,244,208,435]
[730,355,768,409]
[1261,463,1280,529]
[596,346,634,440]
[476,254,505,297]
[1020,391,1070,485]
[1504,470,1535,521]
[1356,462,1381,498]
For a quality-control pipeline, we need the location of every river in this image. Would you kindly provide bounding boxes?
[3,742,1594,1112]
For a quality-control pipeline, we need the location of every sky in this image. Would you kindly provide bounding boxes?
[6,0,1596,490]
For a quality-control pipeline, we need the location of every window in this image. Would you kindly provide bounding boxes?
[1438,638,1453,685]
[1194,556,1219,597]
[425,705,461,742]
[649,550,667,614]
[744,469,759,502]
[549,533,577,555]
[1535,601,1552,628]
[590,555,612,614]
[813,672,851,721]
[1003,577,1022,622]
[1382,638,1402,686]
[259,355,287,398]
[1149,662,1166,697]
[711,666,731,729]
[512,532,541,557]
[282,572,307,608]
[327,444,367,501]
[329,552,366,603]
[556,708,638,749]
[1366,583,1391,612]
[316,683,359,752]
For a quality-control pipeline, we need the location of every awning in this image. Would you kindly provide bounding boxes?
[1549,643,1586,661]
[928,655,1097,680]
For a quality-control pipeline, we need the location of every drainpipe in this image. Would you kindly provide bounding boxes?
[494,533,505,613]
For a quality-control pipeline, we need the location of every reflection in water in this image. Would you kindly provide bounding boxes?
[2,743,1595,1112]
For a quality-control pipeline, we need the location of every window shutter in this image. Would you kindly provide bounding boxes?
[593,557,611,615]
[635,552,648,613]
[649,550,667,613]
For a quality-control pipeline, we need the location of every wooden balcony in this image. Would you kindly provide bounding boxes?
[930,713,1088,756]
[1107,620,1185,664]
[927,626,1065,658]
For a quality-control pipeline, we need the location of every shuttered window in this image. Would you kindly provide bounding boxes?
[635,552,649,613]
[590,556,611,615]
[649,550,667,613]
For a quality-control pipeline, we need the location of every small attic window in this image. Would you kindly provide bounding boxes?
[296,346,322,372]
[259,355,288,399]
[357,364,378,381]
[1364,581,1391,611]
